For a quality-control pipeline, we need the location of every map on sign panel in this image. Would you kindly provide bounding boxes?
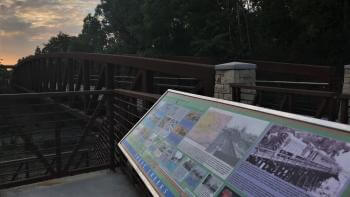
[119,90,350,197]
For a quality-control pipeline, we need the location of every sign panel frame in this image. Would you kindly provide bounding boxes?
[118,89,350,197]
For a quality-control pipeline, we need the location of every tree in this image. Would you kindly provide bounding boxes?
[34,0,350,66]
[248,0,350,65]
[76,13,107,52]
[182,0,243,57]
[41,32,74,54]
[95,0,145,54]
[141,0,193,56]
[94,0,250,58]
[34,46,42,55]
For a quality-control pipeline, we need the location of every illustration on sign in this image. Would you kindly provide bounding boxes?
[119,90,350,197]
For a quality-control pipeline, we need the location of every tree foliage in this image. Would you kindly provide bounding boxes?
[34,46,42,55]
[77,13,107,52]
[41,32,74,54]
[36,0,350,66]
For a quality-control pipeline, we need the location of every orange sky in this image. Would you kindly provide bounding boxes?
[0,0,100,65]
[0,53,18,65]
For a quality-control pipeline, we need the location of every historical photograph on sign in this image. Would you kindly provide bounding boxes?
[183,165,208,191]
[162,150,185,173]
[186,108,233,148]
[173,157,196,181]
[194,174,224,197]
[129,124,151,142]
[205,115,269,167]
[166,124,190,145]
[182,111,202,127]
[167,105,190,121]
[166,111,202,146]
[246,124,350,197]
[157,116,178,138]
[143,112,161,129]
[144,133,159,147]
[151,141,170,159]
[156,102,177,116]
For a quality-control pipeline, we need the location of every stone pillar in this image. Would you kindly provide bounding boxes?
[340,65,350,123]
[214,62,256,104]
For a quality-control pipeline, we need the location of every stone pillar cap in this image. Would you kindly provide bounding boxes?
[215,62,256,70]
[345,65,350,69]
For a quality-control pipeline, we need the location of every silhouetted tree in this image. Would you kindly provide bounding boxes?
[80,14,107,52]
[34,46,42,55]
[41,32,74,54]
[34,0,350,66]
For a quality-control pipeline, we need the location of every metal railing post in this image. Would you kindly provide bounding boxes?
[106,63,116,170]
[340,98,349,124]
[55,123,62,176]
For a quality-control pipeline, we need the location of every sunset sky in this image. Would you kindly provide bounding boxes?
[0,0,100,65]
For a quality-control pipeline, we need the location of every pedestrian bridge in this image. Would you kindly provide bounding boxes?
[0,53,214,196]
[0,53,349,196]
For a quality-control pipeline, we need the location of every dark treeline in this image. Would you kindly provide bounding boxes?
[33,0,350,66]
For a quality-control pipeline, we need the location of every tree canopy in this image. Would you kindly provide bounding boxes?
[37,0,350,66]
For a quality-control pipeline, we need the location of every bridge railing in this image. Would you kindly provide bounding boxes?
[162,56,340,92]
[0,90,111,188]
[230,84,339,121]
[12,53,215,97]
[112,89,160,195]
[0,87,160,195]
[4,53,348,191]
[5,53,213,191]
[0,67,10,91]
[339,94,350,124]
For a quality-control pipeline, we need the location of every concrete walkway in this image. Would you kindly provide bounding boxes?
[0,170,139,197]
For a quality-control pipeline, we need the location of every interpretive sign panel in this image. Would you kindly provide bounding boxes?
[118,90,350,197]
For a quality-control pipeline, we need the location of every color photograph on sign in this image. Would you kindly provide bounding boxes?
[119,90,350,197]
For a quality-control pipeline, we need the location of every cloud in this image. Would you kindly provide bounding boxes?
[0,16,31,32]
[0,0,100,64]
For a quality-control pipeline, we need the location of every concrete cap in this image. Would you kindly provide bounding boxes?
[345,65,350,69]
[215,62,256,70]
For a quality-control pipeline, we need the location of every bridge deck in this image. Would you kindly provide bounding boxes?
[0,170,139,197]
